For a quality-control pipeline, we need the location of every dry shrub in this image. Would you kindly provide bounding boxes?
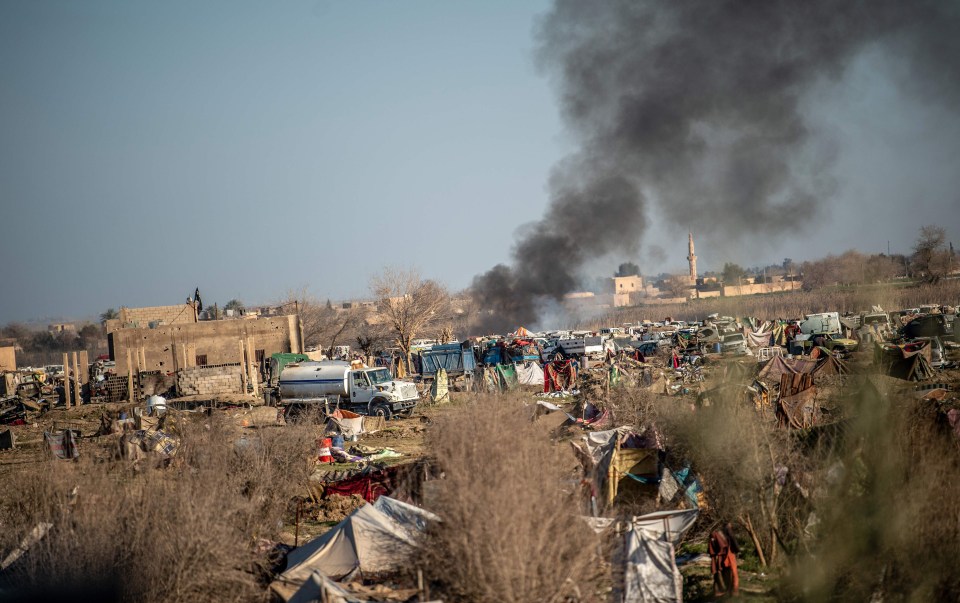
[787,380,960,600]
[0,411,316,602]
[653,387,809,567]
[417,394,604,603]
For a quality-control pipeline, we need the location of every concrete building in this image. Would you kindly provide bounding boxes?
[105,303,199,333]
[109,312,302,375]
[0,346,15,371]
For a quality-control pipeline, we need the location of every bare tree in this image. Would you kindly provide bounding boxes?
[912,225,954,283]
[661,275,692,299]
[278,289,364,355]
[370,267,451,371]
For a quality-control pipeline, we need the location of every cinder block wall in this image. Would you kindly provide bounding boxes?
[176,365,243,396]
[118,304,197,329]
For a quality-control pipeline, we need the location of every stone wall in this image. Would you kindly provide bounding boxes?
[176,365,243,396]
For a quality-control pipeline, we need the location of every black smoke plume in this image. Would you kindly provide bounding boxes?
[471,0,960,332]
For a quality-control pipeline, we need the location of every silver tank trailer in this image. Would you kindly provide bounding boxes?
[278,361,351,399]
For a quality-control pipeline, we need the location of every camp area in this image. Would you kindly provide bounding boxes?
[1,291,960,603]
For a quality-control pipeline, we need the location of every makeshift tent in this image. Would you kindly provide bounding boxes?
[876,342,936,381]
[515,361,544,386]
[776,373,819,429]
[513,326,533,337]
[573,428,661,507]
[758,356,817,382]
[746,328,773,348]
[274,497,439,600]
[545,359,578,392]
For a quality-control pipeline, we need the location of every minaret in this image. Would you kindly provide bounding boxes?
[687,232,697,283]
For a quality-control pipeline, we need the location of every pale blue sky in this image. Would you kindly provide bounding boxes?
[2,1,957,323]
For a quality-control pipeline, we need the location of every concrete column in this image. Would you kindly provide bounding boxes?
[139,346,147,372]
[78,351,89,388]
[62,352,70,408]
[126,349,135,404]
[239,340,247,394]
[71,351,81,406]
[247,336,259,397]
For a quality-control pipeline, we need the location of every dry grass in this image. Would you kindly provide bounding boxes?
[0,412,316,602]
[416,394,606,603]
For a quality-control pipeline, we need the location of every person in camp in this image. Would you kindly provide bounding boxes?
[708,522,740,597]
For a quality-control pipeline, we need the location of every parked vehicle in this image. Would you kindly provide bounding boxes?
[419,342,477,378]
[800,312,842,335]
[558,336,605,356]
[720,333,747,354]
[274,361,419,419]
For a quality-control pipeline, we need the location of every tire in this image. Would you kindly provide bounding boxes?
[372,402,393,420]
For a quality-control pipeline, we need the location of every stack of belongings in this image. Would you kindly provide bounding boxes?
[119,397,180,462]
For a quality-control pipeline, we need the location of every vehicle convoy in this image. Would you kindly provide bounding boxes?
[271,361,420,419]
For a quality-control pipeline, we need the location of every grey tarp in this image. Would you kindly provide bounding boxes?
[632,509,699,545]
[624,528,684,603]
[273,497,438,600]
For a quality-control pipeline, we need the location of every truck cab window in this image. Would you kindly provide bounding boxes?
[351,372,370,388]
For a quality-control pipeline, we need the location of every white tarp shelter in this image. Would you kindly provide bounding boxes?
[273,497,438,601]
[515,361,544,386]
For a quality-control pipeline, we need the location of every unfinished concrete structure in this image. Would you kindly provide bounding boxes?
[105,303,198,333]
[109,314,302,375]
[0,346,15,372]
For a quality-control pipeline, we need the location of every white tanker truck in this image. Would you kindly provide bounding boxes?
[273,361,420,419]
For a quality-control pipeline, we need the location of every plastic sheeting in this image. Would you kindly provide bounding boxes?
[632,509,699,545]
[624,528,683,603]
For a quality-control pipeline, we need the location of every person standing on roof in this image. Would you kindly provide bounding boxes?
[708,521,740,597]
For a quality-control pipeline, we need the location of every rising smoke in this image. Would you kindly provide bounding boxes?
[471,0,960,332]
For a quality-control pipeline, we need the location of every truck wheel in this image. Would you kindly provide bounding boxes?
[372,403,393,420]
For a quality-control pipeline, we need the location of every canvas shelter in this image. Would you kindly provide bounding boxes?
[758,356,818,382]
[515,361,544,386]
[876,342,935,381]
[273,497,438,601]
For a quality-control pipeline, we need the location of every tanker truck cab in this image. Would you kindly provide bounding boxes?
[276,361,419,419]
